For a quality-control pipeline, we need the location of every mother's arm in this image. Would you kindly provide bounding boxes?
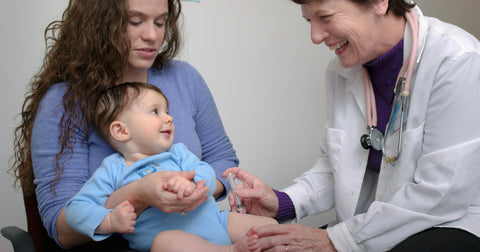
[56,209,91,248]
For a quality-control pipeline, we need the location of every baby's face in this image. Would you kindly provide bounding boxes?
[121,89,174,155]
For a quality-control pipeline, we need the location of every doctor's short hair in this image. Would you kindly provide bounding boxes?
[93,82,169,140]
[290,0,416,17]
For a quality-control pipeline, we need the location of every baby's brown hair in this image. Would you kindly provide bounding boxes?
[94,82,169,141]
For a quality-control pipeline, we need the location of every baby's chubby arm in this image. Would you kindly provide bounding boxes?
[95,200,136,235]
[164,175,196,200]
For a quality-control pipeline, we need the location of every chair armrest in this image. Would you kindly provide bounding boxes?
[1,226,35,252]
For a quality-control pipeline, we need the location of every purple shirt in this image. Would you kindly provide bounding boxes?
[364,39,404,173]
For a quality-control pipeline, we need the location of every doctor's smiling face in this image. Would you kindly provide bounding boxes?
[301,0,389,68]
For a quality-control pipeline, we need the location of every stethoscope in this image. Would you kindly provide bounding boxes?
[360,10,419,166]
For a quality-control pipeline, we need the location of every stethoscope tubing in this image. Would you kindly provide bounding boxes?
[362,11,419,165]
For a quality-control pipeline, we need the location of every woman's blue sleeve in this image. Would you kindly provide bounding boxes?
[30,84,91,244]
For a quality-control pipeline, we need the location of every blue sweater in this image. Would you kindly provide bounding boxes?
[31,60,239,244]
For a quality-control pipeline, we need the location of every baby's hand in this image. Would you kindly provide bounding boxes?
[110,200,136,234]
[164,175,196,200]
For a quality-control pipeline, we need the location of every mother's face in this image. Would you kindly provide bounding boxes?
[301,0,386,68]
[125,0,168,77]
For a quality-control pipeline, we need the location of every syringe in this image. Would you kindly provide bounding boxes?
[227,173,244,213]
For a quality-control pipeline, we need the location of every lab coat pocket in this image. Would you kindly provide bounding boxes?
[326,126,345,174]
[378,122,425,200]
[395,121,425,170]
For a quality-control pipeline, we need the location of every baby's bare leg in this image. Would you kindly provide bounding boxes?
[227,212,278,243]
[151,229,260,252]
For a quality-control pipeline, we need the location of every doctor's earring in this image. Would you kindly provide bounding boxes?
[375,5,385,16]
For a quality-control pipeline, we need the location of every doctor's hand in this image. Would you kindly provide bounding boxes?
[223,167,279,218]
[255,224,337,252]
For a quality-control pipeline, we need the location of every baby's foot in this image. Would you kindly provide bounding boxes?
[231,226,259,252]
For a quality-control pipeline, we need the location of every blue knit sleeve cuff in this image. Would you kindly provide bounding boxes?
[274,189,296,221]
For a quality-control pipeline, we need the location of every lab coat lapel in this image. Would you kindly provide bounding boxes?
[332,62,367,123]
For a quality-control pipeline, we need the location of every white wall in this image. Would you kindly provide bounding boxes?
[1,0,478,251]
[418,0,480,39]
[0,1,68,252]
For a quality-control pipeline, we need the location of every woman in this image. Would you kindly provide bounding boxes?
[10,0,238,250]
[226,0,480,251]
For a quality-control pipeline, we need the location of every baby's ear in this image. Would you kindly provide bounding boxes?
[110,121,130,142]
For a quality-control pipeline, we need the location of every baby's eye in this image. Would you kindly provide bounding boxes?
[151,108,159,115]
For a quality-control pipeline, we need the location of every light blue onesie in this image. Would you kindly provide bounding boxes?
[66,143,231,251]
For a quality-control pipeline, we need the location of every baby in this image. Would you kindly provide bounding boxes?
[65,82,276,251]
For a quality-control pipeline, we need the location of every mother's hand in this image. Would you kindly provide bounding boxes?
[141,170,210,213]
[223,167,279,218]
[106,170,208,214]
[256,224,336,252]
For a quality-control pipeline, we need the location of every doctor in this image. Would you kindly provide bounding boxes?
[225,0,480,251]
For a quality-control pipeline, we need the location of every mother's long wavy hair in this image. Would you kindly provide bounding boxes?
[10,0,182,196]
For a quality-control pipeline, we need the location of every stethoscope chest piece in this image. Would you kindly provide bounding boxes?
[361,126,383,150]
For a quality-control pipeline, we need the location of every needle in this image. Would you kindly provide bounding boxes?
[227,173,243,213]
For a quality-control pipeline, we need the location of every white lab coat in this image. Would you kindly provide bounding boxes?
[282,6,480,252]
